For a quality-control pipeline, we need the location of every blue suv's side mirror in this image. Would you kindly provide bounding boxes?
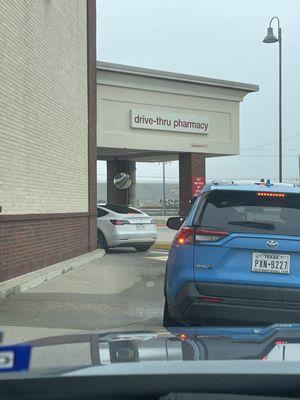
[167,217,185,231]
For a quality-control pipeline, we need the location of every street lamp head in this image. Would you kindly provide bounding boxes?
[263,27,279,43]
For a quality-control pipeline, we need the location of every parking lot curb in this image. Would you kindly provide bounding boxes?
[151,242,171,250]
[0,249,105,300]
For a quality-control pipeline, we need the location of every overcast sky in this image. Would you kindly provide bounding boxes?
[96,0,300,182]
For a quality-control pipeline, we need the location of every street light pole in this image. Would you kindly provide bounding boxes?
[278,25,282,183]
[263,16,282,182]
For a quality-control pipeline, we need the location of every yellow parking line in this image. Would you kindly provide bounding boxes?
[151,242,171,250]
[144,255,168,261]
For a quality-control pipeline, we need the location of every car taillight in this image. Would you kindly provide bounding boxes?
[257,192,286,198]
[174,227,195,245]
[195,228,229,242]
[174,227,229,246]
[110,219,130,225]
[179,333,189,341]
[275,339,287,345]
[198,296,223,303]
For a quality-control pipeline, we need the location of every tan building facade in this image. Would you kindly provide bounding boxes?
[97,62,259,214]
[0,0,97,282]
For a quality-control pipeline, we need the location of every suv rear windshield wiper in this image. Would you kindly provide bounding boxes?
[228,221,275,230]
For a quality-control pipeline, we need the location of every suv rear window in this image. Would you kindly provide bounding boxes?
[195,189,300,236]
[104,204,142,214]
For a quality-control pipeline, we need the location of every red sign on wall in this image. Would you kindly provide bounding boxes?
[193,176,205,197]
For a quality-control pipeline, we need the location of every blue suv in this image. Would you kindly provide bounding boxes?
[164,181,300,326]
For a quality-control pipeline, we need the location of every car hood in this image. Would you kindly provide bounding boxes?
[5,323,300,374]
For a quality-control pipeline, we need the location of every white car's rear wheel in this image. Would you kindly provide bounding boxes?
[97,230,108,250]
[134,244,152,252]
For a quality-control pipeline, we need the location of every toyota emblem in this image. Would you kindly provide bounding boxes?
[266,240,279,249]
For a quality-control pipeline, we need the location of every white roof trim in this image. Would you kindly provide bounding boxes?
[97,61,259,93]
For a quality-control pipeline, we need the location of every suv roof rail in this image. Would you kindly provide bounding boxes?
[209,180,296,187]
[268,182,297,187]
[210,180,252,186]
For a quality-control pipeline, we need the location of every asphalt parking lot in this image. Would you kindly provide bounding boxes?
[0,249,168,344]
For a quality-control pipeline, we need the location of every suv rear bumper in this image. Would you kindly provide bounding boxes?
[168,282,300,325]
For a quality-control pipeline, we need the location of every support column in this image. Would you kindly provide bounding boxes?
[128,161,136,207]
[179,153,206,217]
[107,159,136,205]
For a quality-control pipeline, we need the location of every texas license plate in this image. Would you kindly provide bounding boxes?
[252,252,290,274]
[136,224,146,231]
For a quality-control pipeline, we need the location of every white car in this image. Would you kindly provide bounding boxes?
[97,204,157,251]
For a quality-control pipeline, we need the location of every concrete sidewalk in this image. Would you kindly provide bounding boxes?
[0,221,173,299]
[0,249,165,346]
[0,249,105,300]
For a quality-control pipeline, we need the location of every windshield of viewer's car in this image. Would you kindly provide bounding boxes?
[3,0,300,377]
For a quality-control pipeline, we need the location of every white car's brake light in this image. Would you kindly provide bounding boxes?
[110,219,130,225]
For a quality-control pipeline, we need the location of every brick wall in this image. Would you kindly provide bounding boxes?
[0,214,90,282]
[0,0,88,214]
[0,0,97,282]
[179,153,206,216]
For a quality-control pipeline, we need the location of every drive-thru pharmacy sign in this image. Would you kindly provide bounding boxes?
[130,109,209,134]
